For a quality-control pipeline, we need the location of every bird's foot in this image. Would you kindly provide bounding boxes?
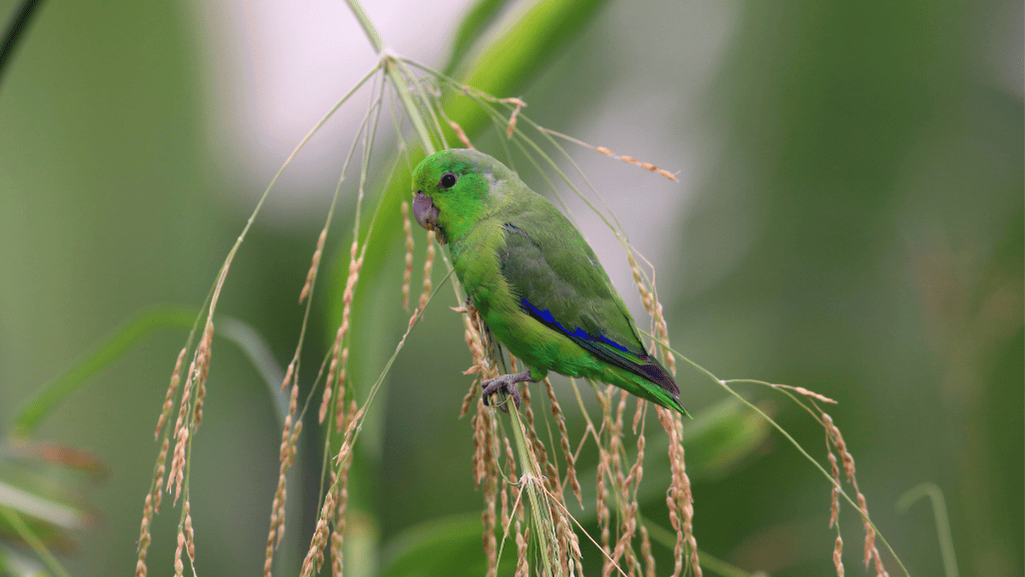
[481,370,532,412]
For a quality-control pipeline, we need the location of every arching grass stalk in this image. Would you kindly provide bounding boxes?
[897,483,958,577]
[640,329,910,577]
[508,405,558,577]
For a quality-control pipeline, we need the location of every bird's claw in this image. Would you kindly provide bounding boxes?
[481,370,531,412]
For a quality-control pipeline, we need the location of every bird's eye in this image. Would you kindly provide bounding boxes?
[439,173,457,189]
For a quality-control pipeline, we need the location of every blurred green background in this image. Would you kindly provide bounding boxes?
[0,0,1020,576]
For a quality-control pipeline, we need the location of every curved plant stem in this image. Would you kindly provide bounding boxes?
[508,404,556,577]
[643,516,762,577]
[345,0,438,155]
[897,482,959,577]
[13,306,195,436]
[13,306,289,437]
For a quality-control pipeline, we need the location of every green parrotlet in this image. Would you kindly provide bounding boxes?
[412,149,687,416]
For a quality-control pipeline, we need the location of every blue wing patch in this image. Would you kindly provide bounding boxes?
[520,298,631,353]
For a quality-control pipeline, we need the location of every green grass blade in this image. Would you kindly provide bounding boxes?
[12,305,197,437]
[442,0,515,77]
[13,305,289,436]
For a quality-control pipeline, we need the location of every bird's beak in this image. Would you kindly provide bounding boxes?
[412,191,439,231]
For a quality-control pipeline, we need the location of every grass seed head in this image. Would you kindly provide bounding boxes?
[449,120,475,149]
[174,529,185,576]
[299,228,327,305]
[155,347,187,439]
[834,535,845,577]
[401,201,414,310]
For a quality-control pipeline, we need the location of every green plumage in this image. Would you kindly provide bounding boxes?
[412,149,687,415]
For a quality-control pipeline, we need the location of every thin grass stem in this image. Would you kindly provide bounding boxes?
[0,505,71,577]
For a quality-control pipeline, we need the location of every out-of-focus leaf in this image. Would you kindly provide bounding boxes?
[0,439,104,550]
[0,438,103,577]
[0,544,47,577]
[442,0,516,78]
[379,513,510,577]
[12,306,287,437]
[11,306,195,437]
[682,396,775,481]
[441,0,608,140]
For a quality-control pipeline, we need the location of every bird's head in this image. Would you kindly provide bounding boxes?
[411,149,511,245]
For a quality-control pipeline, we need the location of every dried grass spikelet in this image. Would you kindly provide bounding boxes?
[539,127,679,181]
[775,383,838,404]
[418,231,436,312]
[320,325,347,426]
[153,437,169,509]
[467,338,500,577]
[167,349,199,502]
[183,500,196,562]
[330,455,355,577]
[651,298,675,376]
[167,398,190,503]
[299,228,327,305]
[514,520,529,577]
[834,535,845,577]
[339,239,363,345]
[459,303,490,417]
[155,347,187,439]
[471,397,489,489]
[598,391,623,569]
[627,250,676,375]
[449,120,475,149]
[401,201,414,310]
[264,383,301,577]
[300,491,337,577]
[626,414,646,493]
[192,379,206,431]
[140,343,187,577]
[596,408,613,575]
[136,436,171,577]
[657,406,701,577]
[500,437,517,529]
[639,523,657,577]
[334,348,351,433]
[627,250,655,314]
[174,527,185,576]
[192,319,215,430]
[519,385,561,498]
[544,378,582,507]
[822,413,889,577]
[520,373,534,428]
[604,389,645,577]
[329,431,354,577]
[828,452,841,529]
[503,97,526,139]
[316,238,362,431]
[475,396,500,577]
[633,395,645,434]
[318,374,334,424]
[330,527,344,577]
[135,493,153,577]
